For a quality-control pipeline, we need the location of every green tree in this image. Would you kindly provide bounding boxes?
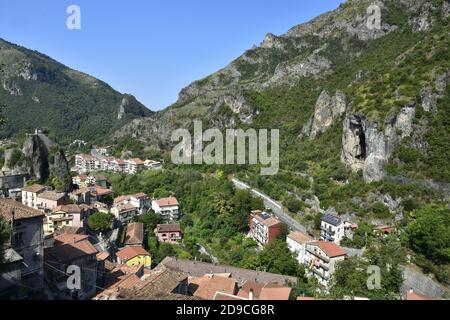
[0,216,11,268]
[404,204,450,264]
[136,211,163,232]
[88,212,114,232]
[254,239,302,277]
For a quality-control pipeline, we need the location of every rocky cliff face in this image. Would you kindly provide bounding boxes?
[2,133,71,191]
[341,103,417,183]
[302,90,346,140]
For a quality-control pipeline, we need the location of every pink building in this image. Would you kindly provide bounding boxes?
[36,191,69,213]
[155,224,182,243]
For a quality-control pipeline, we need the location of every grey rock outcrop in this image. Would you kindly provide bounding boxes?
[3,133,71,191]
[341,103,417,183]
[421,72,449,113]
[302,90,346,139]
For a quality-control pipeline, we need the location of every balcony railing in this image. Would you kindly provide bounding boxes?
[306,247,330,263]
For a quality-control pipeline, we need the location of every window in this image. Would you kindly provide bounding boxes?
[13,232,24,247]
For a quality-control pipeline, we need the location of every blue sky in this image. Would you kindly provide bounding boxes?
[0,0,344,110]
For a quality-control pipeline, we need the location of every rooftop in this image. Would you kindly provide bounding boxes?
[22,184,46,193]
[160,257,297,287]
[322,213,342,226]
[37,191,66,201]
[53,233,90,245]
[116,246,150,261]
[124,223,144,246]
[192,275,237,300]
[53,204,83,214]
[155,197,179,207]
[253,212,281,227]
[309,241,346,258]
[287,231,312,244]
[45,240,98,264]
[0,198,45,221]
[156,223,181,233]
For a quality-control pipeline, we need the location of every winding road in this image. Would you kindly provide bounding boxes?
[232,178,308,233]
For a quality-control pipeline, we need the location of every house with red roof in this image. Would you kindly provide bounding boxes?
[152,197,180,220]
[116,246,152,268]
[249,210,282,246]
[304,241,346,286]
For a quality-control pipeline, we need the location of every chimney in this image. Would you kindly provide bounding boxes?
[249,289,254,301]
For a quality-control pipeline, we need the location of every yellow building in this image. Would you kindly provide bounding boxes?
[116,246,151,268]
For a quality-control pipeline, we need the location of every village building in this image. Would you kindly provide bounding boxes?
[287,231,313,265]
[95,264,191,300]
[44,204,89,235]
[155,223,182,243]
[304,241,346,286]
[320,213,355,245]
[114,192,150,214]
[21,184,46,208]
[35,191,69,213]
[75,154,97,172]
[159,257,297,288]
[152,197,180,220]
[0,199,45,298]
[248,210,282,246]
[111,203,139,223]
[144,160,162,170]
[90,185,114,203]
[189,274,238,300]
[124,223,145,247]
[126,158,146,174]
[44,236,98,300]
[116,246,152,268]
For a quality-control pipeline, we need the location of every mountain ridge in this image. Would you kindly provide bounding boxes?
[0,37,153,144]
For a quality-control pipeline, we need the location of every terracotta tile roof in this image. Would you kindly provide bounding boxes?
[54,226,84,236]
[53,204,82,214]
[193,275,237,300]
[160,257,297,287]
[54,233,90,245]
[22,184,46,193]
[115,203,136,213]
[132,193,148,199]
[117,265,195,301]
[92,186,114,197]
[0,198,45,221]
[45,240,98,263]
[288,231,312,244]
[309,241,346,258]
[213,292,248,300]
[297,296,316,300]
[116,246,150,261]
[156,223,181,233]
[95,176,108,181]
[37,191,66,201]
[237,281,264,299]
[71,187,90,196]
[155,197,179,207]
[114,195,131,204]
[130,158,145,165]
[96,251,110,261]
[259,283,291,300]
[115,159,126,165]
[124,223,144,246]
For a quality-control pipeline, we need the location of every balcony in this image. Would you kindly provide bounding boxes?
[321,227,335,235]
[312,268,329,281]
[306,247,330,263]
